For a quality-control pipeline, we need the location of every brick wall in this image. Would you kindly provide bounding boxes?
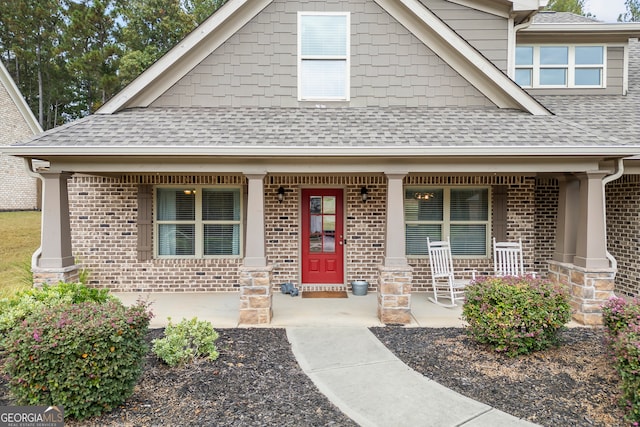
[0,81,38,211]
[534,178,558,270]
[70,174,545,293]
[606,175,640,297]
[406,175,537,291]
[69,175,243,292]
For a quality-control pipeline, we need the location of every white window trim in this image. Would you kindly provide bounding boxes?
[405,186,491,259]
[297,11,350,101]
[516,44,607,89]
[154,185,243,259]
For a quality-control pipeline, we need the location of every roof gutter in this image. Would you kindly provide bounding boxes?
[22,158,43,270]
[602,158,625,270]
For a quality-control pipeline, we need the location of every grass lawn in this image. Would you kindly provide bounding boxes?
[0,211,41,298]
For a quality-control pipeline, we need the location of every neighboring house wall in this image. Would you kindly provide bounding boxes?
[0,79,39,211]
[607,175,640,297]
[151,0,497,109]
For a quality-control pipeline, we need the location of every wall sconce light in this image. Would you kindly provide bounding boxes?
[277,186,286,203]
[413,192,435,200]
[183,189,196,195]
[360,186,369,202]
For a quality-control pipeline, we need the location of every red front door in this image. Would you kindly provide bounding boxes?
[301,189,344,285]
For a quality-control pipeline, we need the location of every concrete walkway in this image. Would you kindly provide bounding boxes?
[113,291,546,426]
[287,327,539,427]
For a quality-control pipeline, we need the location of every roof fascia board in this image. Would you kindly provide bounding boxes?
[374,0,550,115]
[512,0,547,11]
[523,23,640,35]
[11,157,612,175]
[0,61,42,134]
[98,0,273,114]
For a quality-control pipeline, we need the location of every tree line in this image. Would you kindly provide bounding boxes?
[1,0,638,131]
[0,0,225,130]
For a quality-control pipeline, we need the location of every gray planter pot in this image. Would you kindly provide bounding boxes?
[351,280,369,296]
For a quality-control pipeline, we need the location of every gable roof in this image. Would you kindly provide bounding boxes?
[0,61,42,135]
[99,0,549,116]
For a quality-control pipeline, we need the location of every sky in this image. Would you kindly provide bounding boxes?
[585,0,628,22]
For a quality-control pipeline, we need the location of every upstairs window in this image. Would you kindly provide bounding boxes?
[155,187,242,258]
[515,45,605,88]
[404,187,490,257]
[298,12,350,100]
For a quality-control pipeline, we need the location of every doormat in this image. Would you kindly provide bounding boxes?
[302,290,348,299]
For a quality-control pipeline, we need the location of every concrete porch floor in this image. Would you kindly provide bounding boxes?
[112,291,468,329]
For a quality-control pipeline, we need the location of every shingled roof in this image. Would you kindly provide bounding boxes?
[6,105,637,157]
[532,11,601,24]
[535,39,640,144]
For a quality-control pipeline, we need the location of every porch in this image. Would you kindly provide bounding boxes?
[113,291,469,328]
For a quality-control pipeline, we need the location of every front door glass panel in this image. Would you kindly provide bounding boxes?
[308,196,337,253]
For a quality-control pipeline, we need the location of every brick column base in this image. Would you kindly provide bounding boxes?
[239,265,273,325]
[548,260,616,325]
[377,265,413,325]
[32,265,80,286]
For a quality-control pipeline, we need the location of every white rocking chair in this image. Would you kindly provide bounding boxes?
[493,238,536,278]
[427,237,475,308]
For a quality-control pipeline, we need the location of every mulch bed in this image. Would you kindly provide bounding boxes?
[0,327,626,426]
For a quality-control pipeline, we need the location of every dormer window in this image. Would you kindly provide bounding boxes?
[298,12,350,101]
[515,45,605,88]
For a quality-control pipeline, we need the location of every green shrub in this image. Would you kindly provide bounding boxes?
[0,282,115,350]
[152,317,220,367]
[462,276,571,357]
[2,300,152,420]
[602,296,640,425]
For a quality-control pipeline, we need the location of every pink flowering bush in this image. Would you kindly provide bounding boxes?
[462,276,571,357]
[602,296,640,425]
[2,300,152,419]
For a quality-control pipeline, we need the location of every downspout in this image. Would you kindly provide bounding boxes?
[602,158,624,270]
[509,16,535,80]
[23,158,43,270]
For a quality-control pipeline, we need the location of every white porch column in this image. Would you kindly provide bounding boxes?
[573,172,610,269]
[243,174,267,267]
[553,175,580,263]
[384,173,408,267]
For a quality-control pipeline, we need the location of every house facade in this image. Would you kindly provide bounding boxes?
[0,61,42,210]
[3,0,640,325]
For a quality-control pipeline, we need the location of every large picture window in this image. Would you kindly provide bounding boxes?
[155,187,242,258]
[515,45,605,88]
[298,12,350,100]
[405,187,490,257]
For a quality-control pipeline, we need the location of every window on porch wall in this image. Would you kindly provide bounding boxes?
[405,187,490,257]
[155,187,242,258]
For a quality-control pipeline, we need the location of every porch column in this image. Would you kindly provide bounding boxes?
[239,173,272,325]
[33,172,79,285]
[553,175,579,263]
[378,173,413,325]
[549,171,616,325]
[573,172,609,269]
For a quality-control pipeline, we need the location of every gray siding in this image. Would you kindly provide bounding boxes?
[152,0,495,108]
[524,46,625,96]
[419,0,509,72]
